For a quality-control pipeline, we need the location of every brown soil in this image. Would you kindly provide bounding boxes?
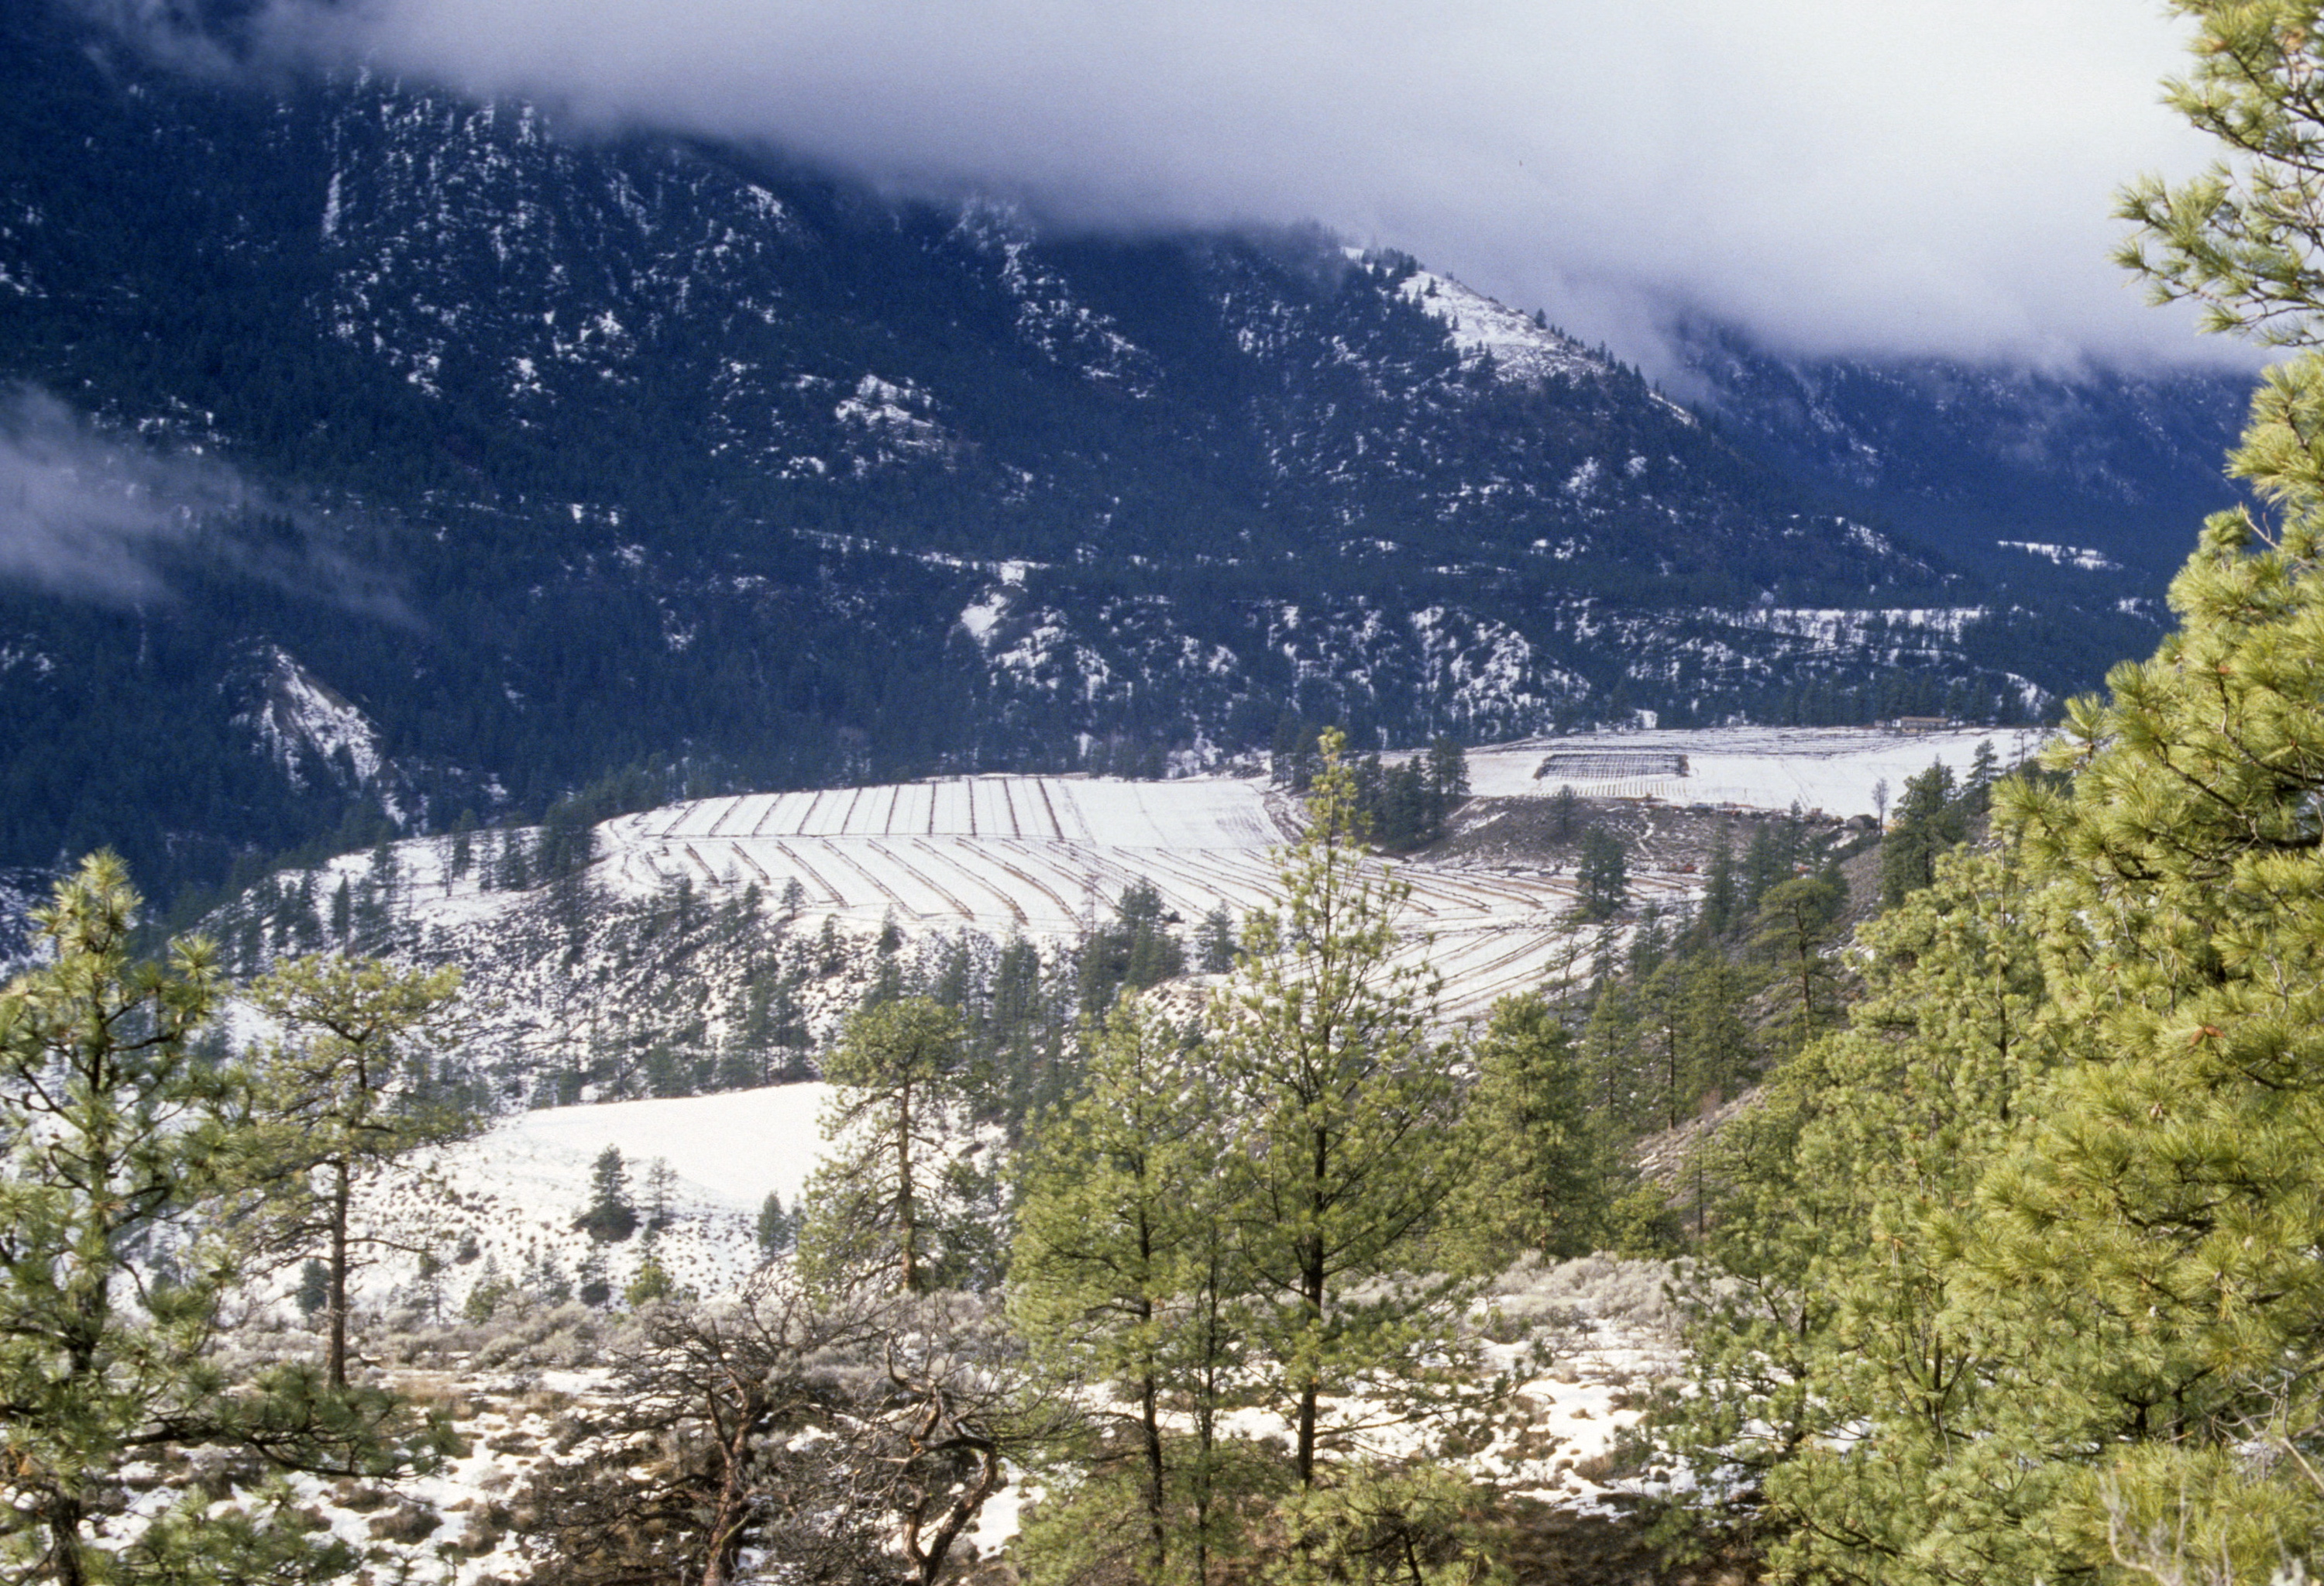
[1425,795,1868,881]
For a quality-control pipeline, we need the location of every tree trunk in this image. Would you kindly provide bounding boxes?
[896,1078,918,1293]
[1139,1362,1167,1579]
[46,1487,91,1586]
[1296,1250,1325,1487]
[328,1158,352,1388]
[697,1380,764,1586]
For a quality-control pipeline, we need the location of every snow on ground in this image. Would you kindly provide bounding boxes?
[1466,724,2044,818]
[569,775,1654,1023]
[475,1084,830,1216]
[353,1086,832,1309]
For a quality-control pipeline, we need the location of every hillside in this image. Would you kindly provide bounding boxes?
[193,726,2008,1120]
[0,0,2188,905]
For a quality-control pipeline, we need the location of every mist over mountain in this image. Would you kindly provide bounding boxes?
[0,0,2249,900]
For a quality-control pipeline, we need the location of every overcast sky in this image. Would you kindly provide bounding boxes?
[252,0,2236,377]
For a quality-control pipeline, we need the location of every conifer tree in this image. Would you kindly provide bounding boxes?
[1748,873,1845,1054]
[241,953,470,1388]
[1700,830,1740,940]
[1656,14,2324,1577]
[1011,1003,1239,1581]
[1445,992,1616,1267]
[1974,457,2324,1571]
[1208,731,1478,1489]
[1877,761,1965,908]
[0,855,233,1584]
[1669,848,2060,1584]
[579,1145,638,1242]
[1573,826,1628,921]
[798,996,976,1295]
[756,1190,796,1257]
[0,856,426,1585]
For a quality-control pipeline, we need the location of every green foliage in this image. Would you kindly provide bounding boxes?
[1877,759,1973,907]
[1012,1002,1243,1582]
[1667,848,2064,1584]
[0,853,236,1582]
[1577,945,1761,1139]
[1968,481,2324,1575]
[1345,738,1469,850]
[2116,0,2324,346]
[1747,873,1846,1054]
[1662,331,2324,1576]
[239,952,470,1387]
[1209,731,1483,1488]
[578,1146,638,1242]
[1573,826,1628,921]
[1268,1461,1512,1586]
[756,1190,796,1257]
[576,1247,613,1309]
[799,996,985,1295]
[461,1257,513,1324]
[624,1234,676,1308]
[0,855,442,1584]
[1443,993,1620,1268]
[1077,879,1188,1019]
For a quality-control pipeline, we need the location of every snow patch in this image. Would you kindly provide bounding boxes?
[1393,267,1605,387]
[235,644,390,796]
[1997,539,2120,572]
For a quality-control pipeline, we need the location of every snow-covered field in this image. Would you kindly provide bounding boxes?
[1465,724,2040,817]
[599,776,1298,934]
[327,728,2039,1047]
[356,1085,834,1309]
[575,776,1663,1022]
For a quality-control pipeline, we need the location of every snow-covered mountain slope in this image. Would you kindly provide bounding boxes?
[201,727,2013,1123]
[1675,321,2254,577]
[0,0,2157,906]
[349,1084,833,1311]
[230,772,1686,1075]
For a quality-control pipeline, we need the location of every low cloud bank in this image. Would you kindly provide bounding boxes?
[197,0,2254,377]
[0,388,253,600]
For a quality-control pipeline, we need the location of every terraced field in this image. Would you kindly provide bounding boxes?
[595,775,1681,1020]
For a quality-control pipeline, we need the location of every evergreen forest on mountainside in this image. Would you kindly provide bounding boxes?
[0,0,2254,907]
[6,0,2324,1582]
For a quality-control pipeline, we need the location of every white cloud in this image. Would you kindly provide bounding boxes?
[247,0,2240,374]
[0,388,246,600]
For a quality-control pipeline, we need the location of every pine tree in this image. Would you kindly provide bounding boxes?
[756,1190,796,1257]
[797,996,976,1295]
[1969,470,2324,1574]
[1748,873,1845,1054]
[1208,730,1478,1489]
[624,1226,676,1307]
[1654,14,2324,1574]
[1573,826,1627,922]
[1011,1002,1239,1582]
[1444,992,1617,1268]
[1700,830,1740,940]
[0,855,230,1582]
[1667,848,2064,1585]
[1877,761,1964,907]
[579,1145,639,1242]
[1197,905,1239,973]
[576,1247,613,1309]
[0,855,417,1584]
[241,953,470,1388]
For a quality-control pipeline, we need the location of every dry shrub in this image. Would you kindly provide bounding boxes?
[368,1502,443,1543]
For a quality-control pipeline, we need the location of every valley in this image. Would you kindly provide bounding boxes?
[3,0,2306,1576]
